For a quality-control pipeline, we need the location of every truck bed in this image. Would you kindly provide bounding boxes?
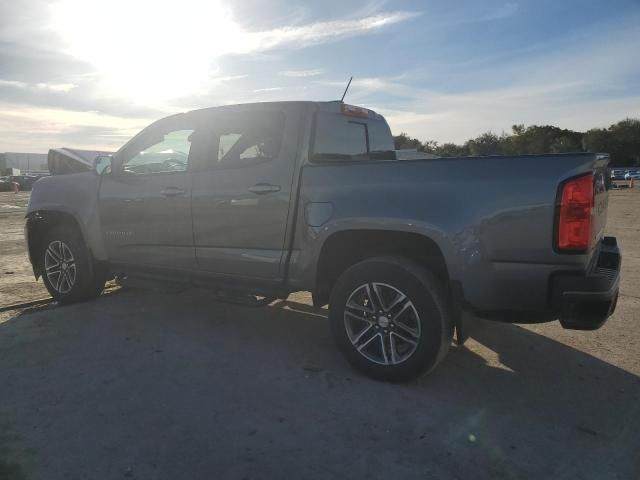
[291,152,610,313]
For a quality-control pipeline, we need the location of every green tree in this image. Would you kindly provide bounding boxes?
[466,132,501,156]
[507,125,583,154]
[390,118,639,166]
[393,133,422,151]
[436,143,470,157]
[584,119,640,167]
[421,140,439,154]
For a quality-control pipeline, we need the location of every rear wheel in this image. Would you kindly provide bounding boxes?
[329,256,453,382]
[41,226,106,304]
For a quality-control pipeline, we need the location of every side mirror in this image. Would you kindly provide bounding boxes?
[94,155,112,175]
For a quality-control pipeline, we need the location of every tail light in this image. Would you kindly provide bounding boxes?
[556,173,594,252]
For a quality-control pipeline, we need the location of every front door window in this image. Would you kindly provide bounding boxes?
[122,129,194,175]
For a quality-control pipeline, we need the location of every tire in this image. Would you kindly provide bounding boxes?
[329,256,453,382]
[40,225,106,305]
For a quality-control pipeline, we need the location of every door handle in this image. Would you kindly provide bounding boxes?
[248,183,281,195]
[160,187,186,197]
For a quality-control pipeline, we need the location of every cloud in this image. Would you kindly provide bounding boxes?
[35,83,78,92]
[0,79,28,89]
[0,103,150,152]
[0,79,77,92]
[247,11,421,52]
[280,69,324,77]
[53,3,420,59]
[210,75,249,84]
[46,1,420,103]
[442,2,520,27]
[253,87,284,93]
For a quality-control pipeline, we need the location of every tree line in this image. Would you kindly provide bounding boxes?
[393,118,640,167]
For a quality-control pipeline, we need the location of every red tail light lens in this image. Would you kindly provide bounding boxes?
[557,174,594,252]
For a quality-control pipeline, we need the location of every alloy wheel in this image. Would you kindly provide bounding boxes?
[343,282,421,365]
[44,240,77,294]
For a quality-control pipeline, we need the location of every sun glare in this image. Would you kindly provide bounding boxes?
[51,0,250,102]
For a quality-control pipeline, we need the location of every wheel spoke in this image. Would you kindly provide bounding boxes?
[385,291,407,313]
[345,310,373,329]
[357,331,380,352]
[389,333,398,364]
[54,242,64,262]
[363,284,380,311]
[351,324,375,344]
[62,244,74,262]
[346,300,374,315]
[391,300,412,322]
[395,316,420,338]
[67,264,76,286]
[46,271,61,287]
[379,334,389,364]
[391,330,418,346]
[46,245,62,264]
[370,283,387,311]
[55,270,64,291]
[62,270,70,292]
[46,263,60,272]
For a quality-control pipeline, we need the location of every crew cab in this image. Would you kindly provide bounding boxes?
[25,101,621,381]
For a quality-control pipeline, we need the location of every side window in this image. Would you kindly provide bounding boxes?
[218,133,242,161]
[122,129,194,175]
[213,112,284,167]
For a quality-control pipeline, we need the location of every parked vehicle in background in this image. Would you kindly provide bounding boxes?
[8,174,42,191]
[25,101,621,381]
[0,176,15,192]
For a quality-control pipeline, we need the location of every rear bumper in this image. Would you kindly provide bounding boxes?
[551,236,621,330]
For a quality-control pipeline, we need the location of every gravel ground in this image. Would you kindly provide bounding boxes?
[0,190,638,480]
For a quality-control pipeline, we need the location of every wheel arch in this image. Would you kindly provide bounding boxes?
[26,209,90,279]
[313,228,451,308]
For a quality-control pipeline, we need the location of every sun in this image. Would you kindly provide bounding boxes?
[50,0,249,103]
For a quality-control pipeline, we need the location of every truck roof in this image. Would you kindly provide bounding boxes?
[187,101,385,120]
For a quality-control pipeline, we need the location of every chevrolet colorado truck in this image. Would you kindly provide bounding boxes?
[25,101,621,381]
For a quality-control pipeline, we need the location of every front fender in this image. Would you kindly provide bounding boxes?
[27,173,108,260]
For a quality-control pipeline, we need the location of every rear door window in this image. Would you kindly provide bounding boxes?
[208,111,285,168]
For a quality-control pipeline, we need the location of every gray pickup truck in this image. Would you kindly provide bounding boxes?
[25,101,621,381]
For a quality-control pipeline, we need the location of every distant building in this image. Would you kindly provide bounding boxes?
[0,152,49,173]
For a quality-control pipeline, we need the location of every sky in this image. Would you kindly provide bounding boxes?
[1,0,639,153]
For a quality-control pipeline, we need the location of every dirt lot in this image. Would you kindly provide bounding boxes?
[1,190,639,480]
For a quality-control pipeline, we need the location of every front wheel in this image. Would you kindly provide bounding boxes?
[329,256,453,382]
[41,226,106,304]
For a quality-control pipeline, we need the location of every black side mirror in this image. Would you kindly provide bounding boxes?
[94,155,112,175]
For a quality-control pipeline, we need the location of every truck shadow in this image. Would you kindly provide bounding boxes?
[1,290,638,479]
[271,298,640,477]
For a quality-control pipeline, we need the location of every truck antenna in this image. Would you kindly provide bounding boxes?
[340,76,353,103]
